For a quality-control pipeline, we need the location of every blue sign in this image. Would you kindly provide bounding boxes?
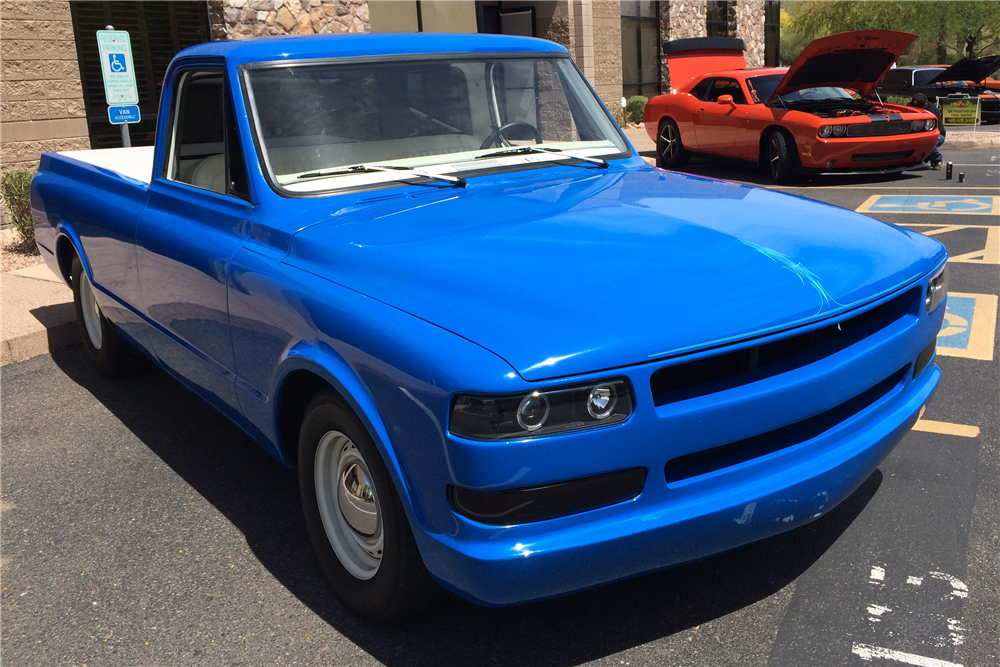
[108,105,140,125]
[108,52,128,73]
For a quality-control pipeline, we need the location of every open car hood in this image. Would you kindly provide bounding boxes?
[928,55,1000,85]
[768,30,917,103]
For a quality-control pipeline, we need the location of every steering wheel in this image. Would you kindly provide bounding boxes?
[479,121,543,149]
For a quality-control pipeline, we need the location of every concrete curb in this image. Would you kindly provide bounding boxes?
[945,134,1000,150]
[1,320,79,366]
[1,263,79,366]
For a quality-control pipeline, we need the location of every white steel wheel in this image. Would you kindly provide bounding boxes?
[71,254,144,378]
[314,430,384,580]
[78,268,103,350]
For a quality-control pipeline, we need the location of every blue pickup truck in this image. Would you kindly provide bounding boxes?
[31,33,947,621]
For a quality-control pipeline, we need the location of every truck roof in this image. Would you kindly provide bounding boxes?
[176,32,568,66]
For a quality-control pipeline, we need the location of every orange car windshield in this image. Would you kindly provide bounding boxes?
[746,74,855,105]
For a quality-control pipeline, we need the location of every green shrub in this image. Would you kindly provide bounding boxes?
[625,95,648,125]
[1,169,36,249]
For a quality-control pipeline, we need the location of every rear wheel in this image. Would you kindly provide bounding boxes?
[765,130,798,184]
[71,255,144,377]
[656,119,689,169]
[298,390,435,622]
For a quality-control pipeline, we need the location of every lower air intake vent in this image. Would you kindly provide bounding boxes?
[663,366,909,485]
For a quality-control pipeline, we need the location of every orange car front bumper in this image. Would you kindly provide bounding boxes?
[797,132,940,172]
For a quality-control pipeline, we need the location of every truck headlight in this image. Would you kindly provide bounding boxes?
[451,379,634,440]
[924,118,936,131]
[925,264,948,313]
[818,125,833,138]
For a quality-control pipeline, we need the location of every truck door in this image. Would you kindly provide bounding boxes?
[136,65,252,422]
[692,78,752,158]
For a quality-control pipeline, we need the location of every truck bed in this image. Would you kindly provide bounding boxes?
[56,146,155,184]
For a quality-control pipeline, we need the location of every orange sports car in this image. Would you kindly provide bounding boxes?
[644,30,941,183]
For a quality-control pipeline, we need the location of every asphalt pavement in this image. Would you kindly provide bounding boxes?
[2,148,998,667]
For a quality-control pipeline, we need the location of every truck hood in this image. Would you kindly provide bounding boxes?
[769,30,918,103]
[928,55,1000,85]
[287,168,944,381]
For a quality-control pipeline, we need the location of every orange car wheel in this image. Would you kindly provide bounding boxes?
[656,119,689,169]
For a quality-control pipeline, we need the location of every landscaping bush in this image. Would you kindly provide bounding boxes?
[1,169,36,250]
[625,95,648,125]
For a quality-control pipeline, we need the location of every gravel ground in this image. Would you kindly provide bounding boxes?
[1,240,43,273]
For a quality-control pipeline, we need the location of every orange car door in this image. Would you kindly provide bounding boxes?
[693,78,751,159]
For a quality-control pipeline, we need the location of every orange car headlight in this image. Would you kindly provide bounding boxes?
[818,125,833,138]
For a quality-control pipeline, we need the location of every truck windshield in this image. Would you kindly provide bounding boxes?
[244,56,629,193]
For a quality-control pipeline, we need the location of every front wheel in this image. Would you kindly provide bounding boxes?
[71,255,144,377]
[765,130,798,184]
[656,119,688,169]
[298,391,435,622]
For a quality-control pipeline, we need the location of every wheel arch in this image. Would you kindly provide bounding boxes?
[54,224,88,288]
[757,124,795,163]
[272,345,400,480]
[271,343,429,530]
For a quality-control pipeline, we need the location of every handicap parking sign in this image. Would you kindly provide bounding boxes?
[96,30,138,105]
[108,53,127,73]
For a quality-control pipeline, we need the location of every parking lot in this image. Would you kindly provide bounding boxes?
[2,147,998,667]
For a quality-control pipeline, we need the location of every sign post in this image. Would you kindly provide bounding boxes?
[96,26,139,147]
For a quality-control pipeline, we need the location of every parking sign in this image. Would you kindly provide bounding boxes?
[96,30,138,105]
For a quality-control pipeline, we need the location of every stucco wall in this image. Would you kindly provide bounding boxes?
[592,1,622,122]
[208,0,370,39]
[0,0,89,175]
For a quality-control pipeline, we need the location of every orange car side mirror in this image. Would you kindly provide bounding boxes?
[717,94,736,107]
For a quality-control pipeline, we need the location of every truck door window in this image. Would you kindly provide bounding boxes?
[166,69,250,201]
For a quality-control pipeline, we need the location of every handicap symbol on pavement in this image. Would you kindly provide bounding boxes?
[857,195,999,216]
[108,53,127,73]
[936,292,998,361]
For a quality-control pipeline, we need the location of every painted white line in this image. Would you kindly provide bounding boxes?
[929,571,969,598]
[907,576,924,586]
[870,565,886,581]
[851,643,963,667]
[868,604,892,616]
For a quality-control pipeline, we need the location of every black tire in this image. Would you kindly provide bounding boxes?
[298,390,436,622]
[71,255,144,378]
[656,118,689,169]
[764,129,798,184]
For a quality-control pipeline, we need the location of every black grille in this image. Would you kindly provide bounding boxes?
[847,121,914,137]
[650,288,918,407]
[663,366,909,485]
[852,150,914,162]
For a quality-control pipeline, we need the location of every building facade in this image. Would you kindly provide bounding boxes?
[0,1,777,177]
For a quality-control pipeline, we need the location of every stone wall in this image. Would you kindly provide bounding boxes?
[0,1,89,175]
[659,1,766,91]
[735,0,765,68]
[209,0,370,39]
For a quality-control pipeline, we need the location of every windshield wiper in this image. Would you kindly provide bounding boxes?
[476,146,609,169]
[296,164,465,187]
